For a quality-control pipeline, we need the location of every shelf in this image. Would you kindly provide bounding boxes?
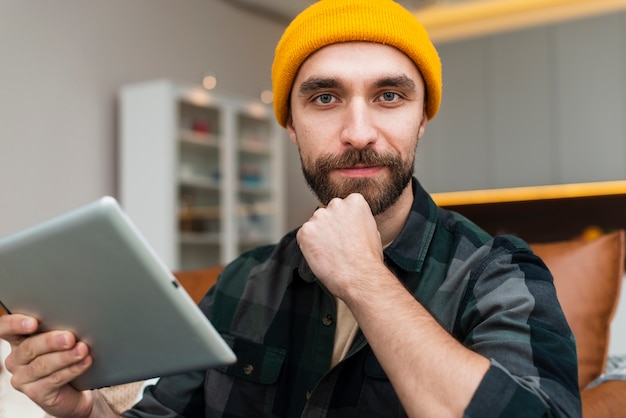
[432,180,626,243]
[179,174,221,190]
[178,203,274,219]
[239,139,271,155]
[180,129,220,148]
[179,232,221,245]
[239,184,271,195]
[120,79,285,269]
[237,201,275,216]
[179,205,220,219]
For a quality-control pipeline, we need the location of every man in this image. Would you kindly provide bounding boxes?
[0,0,581,417]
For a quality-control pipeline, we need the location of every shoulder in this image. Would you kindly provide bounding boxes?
[435,207,532,257]
[433,207,551,285]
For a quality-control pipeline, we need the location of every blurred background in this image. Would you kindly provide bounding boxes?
[2,0,626,237]
[1,1,626,415]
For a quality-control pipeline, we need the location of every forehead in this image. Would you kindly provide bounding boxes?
[294,41,424,88]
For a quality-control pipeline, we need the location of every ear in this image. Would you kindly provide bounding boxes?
[417,111,428,140]
[285,115,298,144]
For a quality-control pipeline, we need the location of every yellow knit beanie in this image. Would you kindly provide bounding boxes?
[272,0,442,128]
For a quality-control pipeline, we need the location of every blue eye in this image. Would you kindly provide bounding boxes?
[381,92,398,101]
[317,94,333,104]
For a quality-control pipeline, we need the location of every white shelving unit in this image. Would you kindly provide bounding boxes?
[119,79,285,270]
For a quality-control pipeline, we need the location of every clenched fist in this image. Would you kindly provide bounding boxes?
[296,193,387,300]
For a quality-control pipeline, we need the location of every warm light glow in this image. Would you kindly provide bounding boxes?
[183,87,212,107]
[202,74,217,90]
[413,0,626,43]
[246,102,269,119]
[260,90,273,104]
[431,180,626,206]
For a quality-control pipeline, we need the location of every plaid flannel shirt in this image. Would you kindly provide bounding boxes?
[123,178,581,418]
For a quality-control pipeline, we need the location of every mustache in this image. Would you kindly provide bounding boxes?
[315,148,400,173]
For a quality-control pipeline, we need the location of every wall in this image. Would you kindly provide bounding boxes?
[415,11,626,193]
[0,0,289,237]
[610,279,626,355]
[2,4,624,238]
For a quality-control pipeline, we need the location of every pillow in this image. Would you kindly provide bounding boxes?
[530,230,625,389]
[173,265,223,304]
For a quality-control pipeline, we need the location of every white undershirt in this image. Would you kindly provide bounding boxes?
[330,242,393,368]
[331,298,360,367]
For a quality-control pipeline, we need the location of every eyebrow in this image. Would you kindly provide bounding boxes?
[298,77,343,96]
[373,75,417,92]
[297,75,418,96]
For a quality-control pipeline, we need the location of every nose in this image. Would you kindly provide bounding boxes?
[339,99,378,149]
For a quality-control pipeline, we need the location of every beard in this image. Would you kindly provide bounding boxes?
[300,147,415,216]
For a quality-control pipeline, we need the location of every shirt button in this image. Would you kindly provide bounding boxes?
[243,364,254,375]
[322,314,333,327]
[306,389,313,400]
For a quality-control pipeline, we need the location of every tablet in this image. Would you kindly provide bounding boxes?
[0,196,236,390]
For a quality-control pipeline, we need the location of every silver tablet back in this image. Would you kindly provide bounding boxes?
[0,196,236,390]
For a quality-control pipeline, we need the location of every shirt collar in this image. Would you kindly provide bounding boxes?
[297,250,317,283]
[383,177,437,273]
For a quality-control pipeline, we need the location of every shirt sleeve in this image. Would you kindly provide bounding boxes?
[462,244,581,417]
[121,370,206,418]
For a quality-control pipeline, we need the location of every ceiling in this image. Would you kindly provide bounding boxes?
[221,0,440,22]
[221,0,626,43]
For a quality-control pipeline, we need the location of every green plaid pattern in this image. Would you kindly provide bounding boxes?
[123,179,581,418]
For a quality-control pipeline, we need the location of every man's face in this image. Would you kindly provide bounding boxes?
[286,42,428,215]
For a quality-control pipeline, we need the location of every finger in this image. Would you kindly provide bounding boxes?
[14,345,93,414]
[345,192,365,203]
[345,193,373,214]
[326,197,343,208]
[12,340,91,390]
[0,314,39,344]
[6,330,77,370]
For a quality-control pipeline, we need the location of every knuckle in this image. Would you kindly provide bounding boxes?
[9,374,26,392]
[4,340,34,372]
[4,352,16,372]
[29,355,50,376]
[47,370,67,386]
[19,339,38,363]
[8,373,16,387]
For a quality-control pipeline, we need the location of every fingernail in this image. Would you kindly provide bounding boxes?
[57,333,69,347]
[72,345,83,357]
[22,318,36,331]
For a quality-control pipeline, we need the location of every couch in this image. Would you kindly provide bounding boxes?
[1,233,625,417]
[530,229,626,417]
